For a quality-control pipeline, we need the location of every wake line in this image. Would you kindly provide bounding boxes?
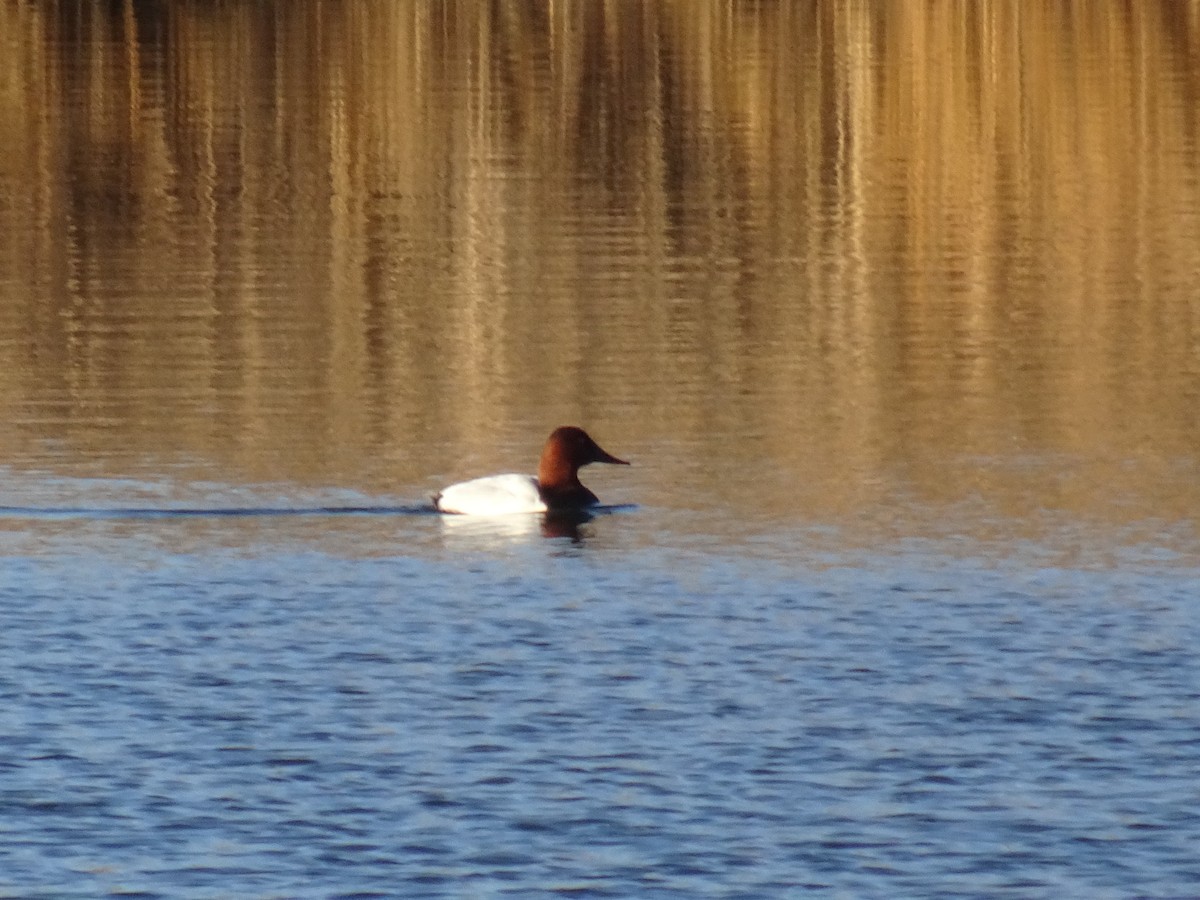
[0,505,435,520]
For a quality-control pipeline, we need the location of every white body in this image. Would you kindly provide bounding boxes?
[435,473,548,515]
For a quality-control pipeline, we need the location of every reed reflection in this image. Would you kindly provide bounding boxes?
[1,0,1198,528]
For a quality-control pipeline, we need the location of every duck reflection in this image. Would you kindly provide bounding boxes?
[436,508,589,543]
[540,509,592,541]
[434,506,630,544]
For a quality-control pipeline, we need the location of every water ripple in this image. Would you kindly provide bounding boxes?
[2,540,1199,897]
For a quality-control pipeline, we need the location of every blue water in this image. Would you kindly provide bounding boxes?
[3,489,1198,898]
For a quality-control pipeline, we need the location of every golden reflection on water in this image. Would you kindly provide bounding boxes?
[1,1,1198,542]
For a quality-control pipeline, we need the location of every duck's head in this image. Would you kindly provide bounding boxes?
[539,426,629,482]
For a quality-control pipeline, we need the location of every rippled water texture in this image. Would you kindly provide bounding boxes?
[2,2,1199,896]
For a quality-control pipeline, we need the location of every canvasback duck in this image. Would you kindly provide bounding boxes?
[433,426,630,515]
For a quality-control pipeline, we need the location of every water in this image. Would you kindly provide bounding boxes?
[5,512,1199,897]
[3,2,1200,896]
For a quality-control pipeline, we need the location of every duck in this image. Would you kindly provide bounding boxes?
[433,426,630,515]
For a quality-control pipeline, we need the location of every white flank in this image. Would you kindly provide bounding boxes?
[435,473,547,515]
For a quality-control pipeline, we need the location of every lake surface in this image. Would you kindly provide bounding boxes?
[2,2,1200,896]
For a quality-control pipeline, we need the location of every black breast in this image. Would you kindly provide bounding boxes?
[537,482,600,510]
